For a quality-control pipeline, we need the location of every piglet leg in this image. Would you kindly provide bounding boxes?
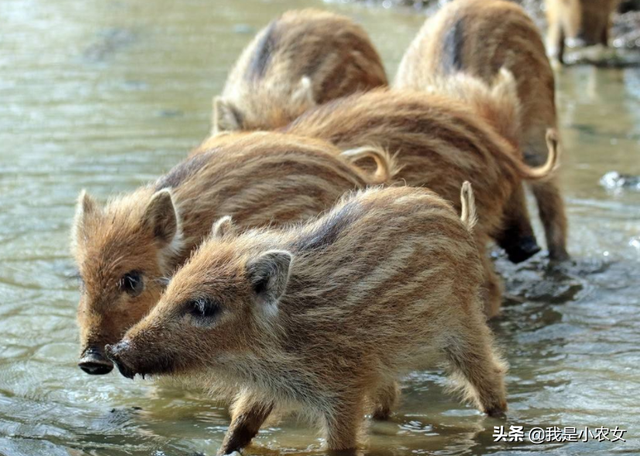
[442,305,508,418]
[323,396,364,452]
[217,393,273,456]
[371,380,400,421]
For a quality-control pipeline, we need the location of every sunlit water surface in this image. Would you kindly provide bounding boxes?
[0,0,639,455]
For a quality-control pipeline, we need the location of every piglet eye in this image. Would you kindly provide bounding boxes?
[119,271,144,297]
[187,297,220,320]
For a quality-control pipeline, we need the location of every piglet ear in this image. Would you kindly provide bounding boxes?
[212,97,243,133]
[75,190,98,222]
[142,189,179,246]
[211,215,235,239]
[246,250,293,312]
[73,190,100,242]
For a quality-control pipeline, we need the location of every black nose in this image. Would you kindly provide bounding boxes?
[505,235,541,264]
[78,350,114,375]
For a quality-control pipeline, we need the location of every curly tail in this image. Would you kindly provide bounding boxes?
[341,145,399,185]
[460,181,477,232]
[516,128,560,181]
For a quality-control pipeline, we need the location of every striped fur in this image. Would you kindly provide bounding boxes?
[213,9,387,133]
[395,0,569,261]
[106,186,508,453]
[72,131,393,376]
[545,0,622,64]
[284,88,558,317]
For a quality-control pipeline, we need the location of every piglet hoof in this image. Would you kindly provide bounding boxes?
[485,407,507,419]
[371,409,391,421]
[327,449,358,456]
[506,235,541,264]
[548,249,570,264]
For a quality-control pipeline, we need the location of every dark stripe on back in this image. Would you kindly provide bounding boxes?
[155,153,212,190]
[442,17,465,74]
[245,21,278,81]
[291,199,363,252]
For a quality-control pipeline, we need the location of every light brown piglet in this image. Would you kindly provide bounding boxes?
[394,0,569,262]
[545,0,622,64]
[72,131,393,377]
[284,88,559,317]
[213,9,387,133]
[106,185,508,453]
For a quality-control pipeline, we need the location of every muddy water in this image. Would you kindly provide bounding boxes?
[0,0,639,455]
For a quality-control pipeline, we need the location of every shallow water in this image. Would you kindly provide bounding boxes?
[0,0,639,455]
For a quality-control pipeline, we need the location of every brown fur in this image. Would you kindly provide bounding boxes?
[72,131,394,376]
[213,9,387,133]
[394,0,569,262]
[545,0,622,64]
[284,88,558,317]
[106,186,508,452]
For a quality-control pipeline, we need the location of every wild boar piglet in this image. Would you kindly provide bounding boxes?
[545,0,621,63]
[72,131,393,376]
[106,185,508,452]
[213,8,387,133]
[285,88,560,317]
[395,0,569,261]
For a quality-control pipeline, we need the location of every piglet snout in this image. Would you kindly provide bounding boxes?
[78,346,114,375]
[105,340,136,380]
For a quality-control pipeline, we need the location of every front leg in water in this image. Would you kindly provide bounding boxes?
[217,393,274,455]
